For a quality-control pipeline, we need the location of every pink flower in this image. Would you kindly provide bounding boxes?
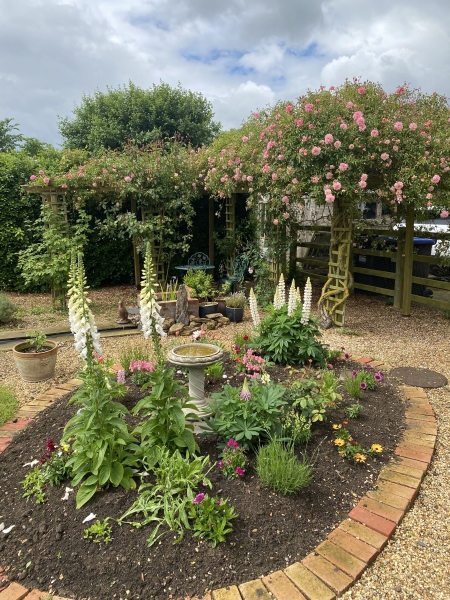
[311,176,320,183]
[332,180,341,191]
[349,144,354,150]
[124,176,131,182]
[254,112,260,119]
[262,163,270,173]
[432,174,441,183]
[282,196,289,203]
[292,178,298,184]
[325,172,333,179]
[283,212,290,219]
[285,104,293,113]
[273,219,279,225]
[272,173,278,180]
[278,154,284,161]
[395,86,406,94]
[324,133,334,144]
[426,193,433,200]
[371,129,379,137]
[356,117,365,127]
[381,153,389,161]
[43,177,50,184]
[359,180,367,188]
[304,103,314,113]
[346,102,354,108]
[325,194,335,203]
[357,87,366,94]
[242,136,248,142]
[235,467,245,476]
[409,122,417,130]
[117,370,126,384]
[334,140,341,149]
[394,122,403,131]
[394,181,404,190]
[340,123,348,130]
[38,170,45,175]
[353,111,363,121]
[193,493,205,504]
[440,210,449,218]
[308,124,314,129]
[30,175,37,181]
[247,175,253,182]
[296,119,303,126]
[311,146,321,156]
[61,184,68,189]
[78,172,84,178]
[393,145,399,151]
[338,163,348,171]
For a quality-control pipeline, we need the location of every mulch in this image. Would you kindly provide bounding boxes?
[0,358,405,600]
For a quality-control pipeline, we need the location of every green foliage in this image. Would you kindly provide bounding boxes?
[285,368,341,423]
[225,292,246,308]
[0,295,18,324]
[183,269,213,301]
[119,345,151,375]
[357,369,376,390]
[58,81,221,153]
[0,386,18,426]
[188,495,237,548]
[63,360,138,508]
[252,305,327,366]
[256,439,313,495]
[218,440,248,479]
[132,364,199,457]
[282,410,312,444]
[21,467,47,504]
[202,381,287,449]
[205,362,224,383]
[0,118,23,152]
[333,425,383,463]
[84,519,113,544]
[345,403,364,419]
[26,330,47,352]
[344,376,364,400]
[119,448,212,546]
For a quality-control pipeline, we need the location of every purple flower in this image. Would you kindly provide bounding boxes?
[360,382,367,390]
[235,467,245,476]
[193,493,205,505]
[352,370,358,377]
[239,378,252,401]
[218,460,223,469]
[117,369,126,384]
[374,372,383,381]
[227,439,239,449]
[344,353,349,360]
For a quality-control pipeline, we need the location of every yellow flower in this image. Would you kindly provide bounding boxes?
[371,444,383,453]
[354,453,367,463]
[338,450,346,457]
[334,438,346,447]
[60,442,70,452]
[332,424,342,430]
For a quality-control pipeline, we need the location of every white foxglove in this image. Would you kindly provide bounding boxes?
[249,288,260,326]
[301,277,312,325]
[68,253,102,362]
[287,279,297,316]
[140,244,166,340]
[276,273,286,308]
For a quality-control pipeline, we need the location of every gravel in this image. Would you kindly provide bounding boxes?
[1,285,450,599]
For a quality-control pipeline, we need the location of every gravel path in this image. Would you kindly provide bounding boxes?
[1,286,449,599]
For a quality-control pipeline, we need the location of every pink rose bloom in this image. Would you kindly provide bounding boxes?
[38,170,45,175]
[359,124,366,131]
[432,174,441,183]
[340,123,348,130]
[409,122,417,130]
[285,105,293,113]
[247,175,253,182]
[394,122,403,131]
[254,112,260,119]
[358,87,366,94]
[296,119,303,126]
[325,193,335,203]
[332,180,341,190]
[360,174,368,181]
[242,136,248,142]
[334,140,341,148]
[43,177,50,184]
[324,133,334,144]
[311,146,321,156]
[346,102,353,108]
[61,184,68,188]
[371,129,379,137]
[283,212,290,219]
[78,172,84,177]
[278,154,284,161]
[275,113,281,120]
[428,186,434,192]
[273,219,279,225]
[262,163,270,173]
[308,124,314,129]
[440,210,449,218]
[30,175,37,181]
[124,176,131,182]
[311,176,320,183]
[272,173,278,180]
[282,196,289,203]
[359,180,367,188]
[393,145,398,151]
[269,124,276,131]
[381,153,389,161]
[394,181,404,190]
[304,103,314,113]
[356,117,365,127]
[263,151,269,159]
[211,168,217,173]
[92,182,97,187]
[349,144,354,150]
[325,172,333,179]
[339,163,348,171]
[292,178,298,184]
[353,111,363,121]
[426,193,433,200]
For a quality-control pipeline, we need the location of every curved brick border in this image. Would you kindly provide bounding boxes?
[0,357,437,600]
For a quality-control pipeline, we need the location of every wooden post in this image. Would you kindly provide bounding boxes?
[401,203,415,316]
[208,197,215,272]
[225,194,236,275]
[131,197,141,287]
[289,223,298,278]
[394,229,405,309]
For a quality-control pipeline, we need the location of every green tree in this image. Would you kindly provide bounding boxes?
[0,118,24,152]
[58,81,221,153]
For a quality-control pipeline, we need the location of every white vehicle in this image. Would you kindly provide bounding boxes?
[395,216,450,257]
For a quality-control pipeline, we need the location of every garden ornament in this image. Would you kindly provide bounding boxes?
[117,301,130,324]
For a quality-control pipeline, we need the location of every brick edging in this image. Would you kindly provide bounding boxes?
[0,359,437,600]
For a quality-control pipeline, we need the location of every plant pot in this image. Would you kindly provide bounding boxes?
[199,302,218,318]
[226,307,244,323]
[216,298,227,316]
[12,340,58,382]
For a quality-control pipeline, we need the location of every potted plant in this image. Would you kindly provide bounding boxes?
[214,281,231,316]
[225,292,246,323]
[183,270,218,318]
[12,330,58,382]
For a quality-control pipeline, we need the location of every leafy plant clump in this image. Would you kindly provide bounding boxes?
[183,270,214,301]
[0,294,18,324]
[225,292,246,308]
[284,368,342,424]
[188,494,237,548]
[345,403,364,419]
[256,438,313,495]
[84,519,113,544]
[21,439,72,503]
[218,439,247,479]
[26,330,48,352]
[251,305,327,366]
[0,386,18,427]
[119,344,151,375]
[332,424,383,464]
[205,361,224,383]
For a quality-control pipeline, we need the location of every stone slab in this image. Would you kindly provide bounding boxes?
[390,367,447,388]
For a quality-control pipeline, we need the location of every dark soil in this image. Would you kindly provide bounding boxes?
[0,359,406,600]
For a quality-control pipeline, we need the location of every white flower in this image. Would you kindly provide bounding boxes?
[139,245,167,340]
[274,273,285,309]
[249,288,260,326]
[287,279,297,316]
[296,287,302,306]
[301,277,312,325]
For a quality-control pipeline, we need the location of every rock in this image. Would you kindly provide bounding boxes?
[180,326,198,336]
[192,317,209,323]
[206,321,216,330]
[163,318,175,330]
[219,317,230,325]
[168,323,185,335]
[206,313,223,319]
[175,284,190,325]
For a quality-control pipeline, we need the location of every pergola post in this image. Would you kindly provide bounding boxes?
[401,202,415,316]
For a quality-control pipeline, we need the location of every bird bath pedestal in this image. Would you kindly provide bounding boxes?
[167,343,223,418]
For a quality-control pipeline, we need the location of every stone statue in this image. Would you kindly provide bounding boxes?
[117,301,130,324]
[175,284,190,325]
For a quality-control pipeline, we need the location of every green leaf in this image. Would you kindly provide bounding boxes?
[76,482,98,509]
[110,462,124,487]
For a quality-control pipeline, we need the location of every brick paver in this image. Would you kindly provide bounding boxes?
[315,540,366,579]
[348,506,397,537]
[212,586,241,600]
[0,582,29,600]
[284,562,336,600]
[238,579,272,600]
[22,590,47,600]
[379,468,422,488]
[394,446,433,463]
[366,489,410,510]
[327,528,379,564]
[357,497,404,524]
[262,570,307,600]
[338,519,388,550]
[302,554,353,595]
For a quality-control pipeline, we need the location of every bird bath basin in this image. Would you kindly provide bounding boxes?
[167,343,224,417]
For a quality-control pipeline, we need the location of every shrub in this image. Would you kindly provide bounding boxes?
[226,292,246,308]
[256,438,313,494]
[183,270,213,301]
[0,294,18,324]
[0,386,17,426]
[251,305,327,366]
[345,403,364,419]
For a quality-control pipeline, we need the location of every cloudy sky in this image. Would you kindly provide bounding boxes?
[1,0,450,146]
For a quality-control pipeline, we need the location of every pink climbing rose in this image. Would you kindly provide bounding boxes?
[431,174,441,183]
[338,163,348,171]
[441,210,449,218]
[394,122,403,131]
[311,146,321,156]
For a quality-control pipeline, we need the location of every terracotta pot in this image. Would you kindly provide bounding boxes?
[12,340,58,382]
